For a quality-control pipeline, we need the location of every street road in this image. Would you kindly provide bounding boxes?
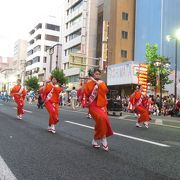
[0,101,179,180]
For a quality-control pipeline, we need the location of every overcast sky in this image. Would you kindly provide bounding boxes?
[0,0,64,57]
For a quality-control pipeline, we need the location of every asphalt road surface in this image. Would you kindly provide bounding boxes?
[0,101,179,180]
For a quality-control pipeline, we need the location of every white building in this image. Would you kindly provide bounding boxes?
[62,0,100,87]
[25,16,61,82]
[14,39,28,82]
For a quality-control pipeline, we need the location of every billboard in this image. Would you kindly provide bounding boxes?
[107,62,139,86]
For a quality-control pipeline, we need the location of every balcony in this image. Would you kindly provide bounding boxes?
[66,0,82,10]
[65,9,83,23]
[64,36,81,50]
[64,20,83,36]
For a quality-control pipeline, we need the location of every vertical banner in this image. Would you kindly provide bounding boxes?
[102,21,109,70]
[138,64,148,94]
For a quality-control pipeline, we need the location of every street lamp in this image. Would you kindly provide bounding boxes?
[166,29,180,104]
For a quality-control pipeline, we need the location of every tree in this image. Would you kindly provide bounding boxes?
[145,43,172,89]
[51,68,68,85]
[25,76,40,92]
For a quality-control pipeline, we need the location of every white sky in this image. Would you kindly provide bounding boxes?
[0,0,64,57]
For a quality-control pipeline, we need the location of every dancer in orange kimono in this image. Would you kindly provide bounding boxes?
[130,85,151,128]
[11,79,26,120]
[42,76,61,134]
[84,68,113,151]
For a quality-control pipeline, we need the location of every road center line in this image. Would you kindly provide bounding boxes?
[0,155,17,180]
[65,121,170,147]
[13,107,32,113]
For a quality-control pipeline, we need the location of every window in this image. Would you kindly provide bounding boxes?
[69,14,82,27]
[68,44,81,53]
[26,60,32,66]
[45,46,51,51]
[35,34,41,41]
[65,50,67,56]
[32,56,40,64]
[67,9,69,16]
[27,50,33,56]
[70,0,83,14]
[45,23,60,31]
[66,23,68,29]
[122,31,128,39]
[43,57,47,63]
[36,23,42,30]
[33,45,41,53]
[122,12,128,20]
[69,29,81,41]
[45,34,59,42]
[121,50,127,58]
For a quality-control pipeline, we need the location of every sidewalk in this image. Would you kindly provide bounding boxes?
[60,106,180,128]
[121,111,180,128]
[122,111,180,121]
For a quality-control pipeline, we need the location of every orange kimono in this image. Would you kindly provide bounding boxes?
[131,91,150,123]
[84,80,113,140]
[43,84,61,126]
[11,85,26,116]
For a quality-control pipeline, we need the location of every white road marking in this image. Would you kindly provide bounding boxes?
[155,119,163,125]
[65,121,170,147]
[61,108,180,129]
[0,155,17,180]
[118,115,130,119]
[13,107,32,113]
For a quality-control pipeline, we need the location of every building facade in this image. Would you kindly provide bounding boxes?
[0,56,14,92]
[62,0,100,88]
[104,0,136,65]
[45,44,62,80]
[14,39,28,82]
[134,0,180,96]
[25,16,61,82]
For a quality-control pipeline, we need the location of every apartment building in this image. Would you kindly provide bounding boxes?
[14,39,28,81]
[25,16,60,82]
[62,0,99,87]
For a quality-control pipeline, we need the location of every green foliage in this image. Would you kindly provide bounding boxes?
[51,68,68,85]
[145,43,159,62]
[25,76,40,92]
[145,43,172,89]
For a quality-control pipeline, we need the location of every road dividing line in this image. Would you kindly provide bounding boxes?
[13,107,32,113]
[155,119,163,125]
[0,155,17,180]
[65,121,170,147]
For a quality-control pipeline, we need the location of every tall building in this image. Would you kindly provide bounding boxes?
[135,0,180,67]
[134,0,180,95]
[62,0,99,88]
[25,16,61,82]
[14,39,28,81]
[104,0,136,65]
